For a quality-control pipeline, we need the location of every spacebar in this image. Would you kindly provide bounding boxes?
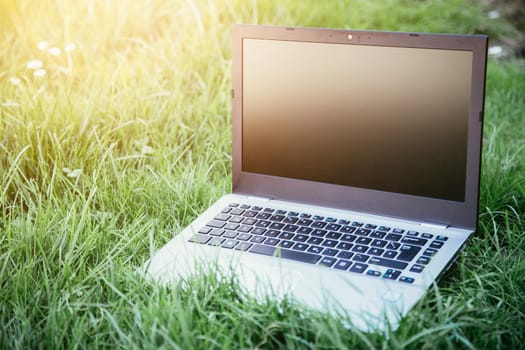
[249,244,321,264]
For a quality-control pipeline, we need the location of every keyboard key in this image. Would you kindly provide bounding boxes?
[308,237,323,245]
[224,223,240,231]
[288,211,299,216]
[312,221,327,229]
[280,240,294,249]
[313,215,324,221]
[252,228,266,235]
[263,208,274,213]
[208,237,225,246]
[214,213,231,221]
[399,276,415,284]
[423,248,438,257]
[337,251,354,260]
[326,223,341,231]
[417,256,431,265]
[321,239,338,248]
[392,228,404,234]
[410,264,425,273]
[383,250,397,259]
[292,243,309,251]
[283,224,299,232]
[353,254,370,263]
[269,222,285,230]
[300,213,311,218]
[356,237,372,245]
[436,235,449,241]
[209,229,225,236]
[307,246,323,254]
[237,233,252,241]
[349,263,368,274]
[319,257,337,267]
[369,248,385,256]
[265,238,280,246]
[401,236,428,246]
[270,214,285,222]
[279,232,295,240]
[338,219,350,225]
[264,230,279,237]
[251,206,263,211]
[249,244,321,264]
[421,233,434,239]
[198,227,212,234]
[378,226,391,232]
[256,212,271,220]
[385,233,402,241]
[325,217,337,223]
[334,259,351,270]
[322,248,338,256]
[336,242,352,250]
[382,269,401,280]
[223,231,238,239]
[254,220,270,228]
[367,270,381,277]
[276,210,287,215]
[365,224,377,229]
[312,229,327,237]
[238,225,253,233]
[371,239,387,248]
[369,257,408,270]
[293,234,308,242]
[235,242,252,251]
[341,234,357,242]
[250,236,265,243]
[239,204,250,209]
[352,222,363,227]
[370,231,386,239]
[406,230,419,236]
[283,216,299,224]
[206,220,226,229]
[243,210,258,218]
[297,218,313,226]
[243,218,257,225]
[297,227,313,234]
[352,245,369,254]
[326,231,342,240]
[341,226,356,233]
[230,208,244,215]
[222,239,238,249]
[230,216,244,223]
[430,241,444,249]
[397,244,421,261]
[228,203,239,207]
[188,234,211,244]
[355,228,371,236]
[221,207,232,214]
[386,242,401,250]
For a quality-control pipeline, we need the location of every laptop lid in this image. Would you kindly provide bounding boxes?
[232,25,487,230]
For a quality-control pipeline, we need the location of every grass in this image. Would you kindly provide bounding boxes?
[1,0,524,348]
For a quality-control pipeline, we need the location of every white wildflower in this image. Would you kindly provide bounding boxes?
[33,69,46,77]
[487,10,500,19]
[488,46,504,57]
[64,43,76,52]
[63,168,82,178]
[48,47,62,56]
[37,41,49,50]
[141,145,154,155]
[9,77,21,86]
[27,60,43,69]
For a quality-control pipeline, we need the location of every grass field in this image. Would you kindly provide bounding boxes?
[1,0,524,348]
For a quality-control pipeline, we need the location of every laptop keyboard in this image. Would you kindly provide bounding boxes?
[188,203,449,284]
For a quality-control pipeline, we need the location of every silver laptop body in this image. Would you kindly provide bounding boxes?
[144,24,488,332]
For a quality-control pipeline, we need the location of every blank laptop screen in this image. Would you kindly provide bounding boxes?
[242,38,473,202]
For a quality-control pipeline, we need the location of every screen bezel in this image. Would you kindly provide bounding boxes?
[232,24,487,230]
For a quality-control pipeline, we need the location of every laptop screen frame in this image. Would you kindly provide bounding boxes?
[232,24,487,230]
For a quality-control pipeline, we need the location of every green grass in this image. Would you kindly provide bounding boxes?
[1,0,524,348]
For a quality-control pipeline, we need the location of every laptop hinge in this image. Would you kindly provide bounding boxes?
[420,222,449,230]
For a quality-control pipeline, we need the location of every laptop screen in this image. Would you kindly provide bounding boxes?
[242,38,473,202]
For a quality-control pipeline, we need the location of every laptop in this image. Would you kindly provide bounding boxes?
[144,24,488,331]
